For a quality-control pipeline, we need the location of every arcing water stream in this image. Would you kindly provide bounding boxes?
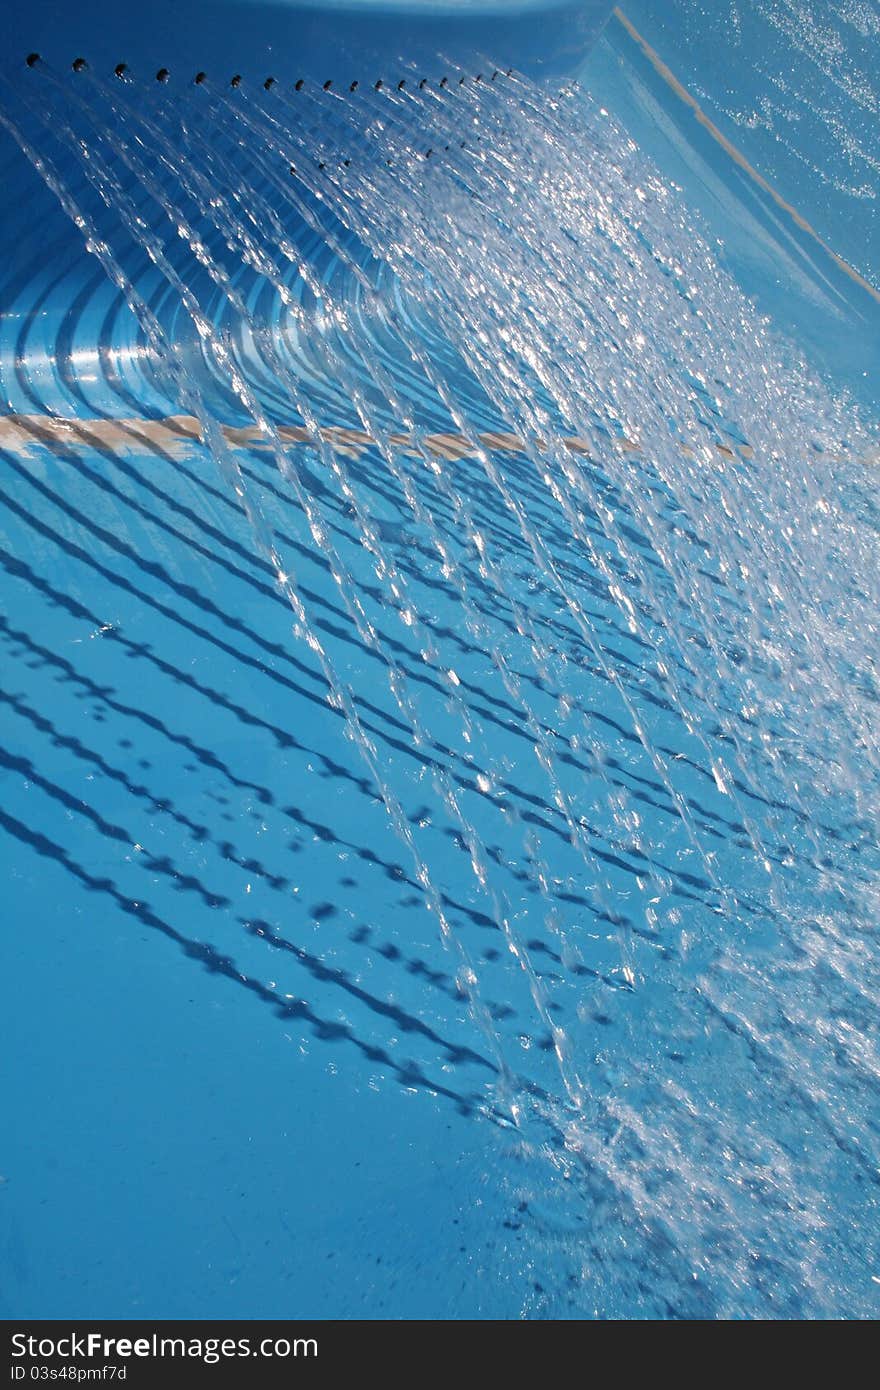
[1,48,878,1315]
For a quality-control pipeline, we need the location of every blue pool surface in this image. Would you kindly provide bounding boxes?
[1,5,879,1321]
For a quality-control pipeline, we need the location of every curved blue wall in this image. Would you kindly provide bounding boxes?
[0,1,614,372]
[4,1,614,86]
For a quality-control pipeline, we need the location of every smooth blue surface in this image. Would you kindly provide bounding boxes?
[621,1,880,300]
[591,6,880,408]
[1,7,878,1321]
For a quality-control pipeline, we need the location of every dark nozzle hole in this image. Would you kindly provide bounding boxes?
[194,71,207,85]
[114,62,128,78]
[294,79,304,91]
[230,73,242,87]
[72,57,87,73]
[26,53,41,68]
[156,67,170,82]
[322,78,332,91]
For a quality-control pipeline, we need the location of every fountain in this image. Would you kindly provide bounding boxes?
[1,0,878,1321]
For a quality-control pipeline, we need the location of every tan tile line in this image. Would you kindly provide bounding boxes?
[0,411,759,462]
[3,411,875,466]
[612,6,880,308]
[7,409,874,465]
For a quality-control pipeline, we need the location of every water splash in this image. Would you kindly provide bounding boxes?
[1,56,878,1316]
[621,0,880,285]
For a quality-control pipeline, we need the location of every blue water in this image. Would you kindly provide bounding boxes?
[1,9,878,1320]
